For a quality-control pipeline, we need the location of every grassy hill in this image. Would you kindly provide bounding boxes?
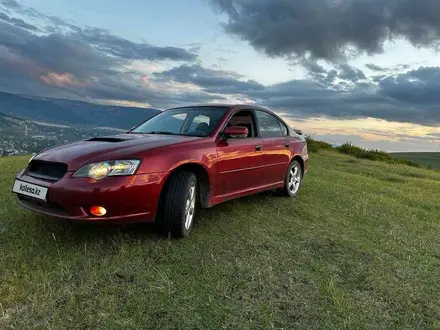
[390,152,440,169]
[1,151,440,329]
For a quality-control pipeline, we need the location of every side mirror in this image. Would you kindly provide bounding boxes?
[223,126,249,139]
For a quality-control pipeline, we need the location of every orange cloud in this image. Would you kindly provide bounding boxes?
[40,72,86,87]
[283,116,440,143]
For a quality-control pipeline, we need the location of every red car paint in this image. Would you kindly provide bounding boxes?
[13,105,309,223]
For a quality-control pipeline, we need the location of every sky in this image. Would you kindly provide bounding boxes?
[0,0,440,151]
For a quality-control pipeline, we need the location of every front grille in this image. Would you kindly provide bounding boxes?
[18,195,70,217]
[28,160,68,182]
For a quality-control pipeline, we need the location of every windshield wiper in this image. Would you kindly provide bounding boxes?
[145,131,178,135]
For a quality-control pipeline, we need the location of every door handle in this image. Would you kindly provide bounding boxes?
[255,145,262,151]
[285,143,290,148]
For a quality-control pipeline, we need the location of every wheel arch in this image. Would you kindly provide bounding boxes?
[292,155,305,175]
[160,162,212,209]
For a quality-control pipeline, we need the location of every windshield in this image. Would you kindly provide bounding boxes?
[130,106,229,137]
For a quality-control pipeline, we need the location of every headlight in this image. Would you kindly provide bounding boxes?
[73,160,141,180]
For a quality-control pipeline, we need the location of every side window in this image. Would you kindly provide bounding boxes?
[255,110,283,138]
[226,110,256,138]
[279,121,288,136]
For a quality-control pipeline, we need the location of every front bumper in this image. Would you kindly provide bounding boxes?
[14,169,167,223]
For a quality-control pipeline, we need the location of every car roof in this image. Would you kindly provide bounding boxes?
[167,103,271,111]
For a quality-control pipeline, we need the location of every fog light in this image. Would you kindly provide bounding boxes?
[90,206,107,216]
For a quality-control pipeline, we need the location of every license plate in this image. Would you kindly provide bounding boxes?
[12,180,48,201]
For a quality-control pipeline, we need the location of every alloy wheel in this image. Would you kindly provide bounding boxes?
[288,164,301,194]
[184,182,196,230]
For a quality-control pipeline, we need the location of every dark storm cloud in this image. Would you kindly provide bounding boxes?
[338,64,366,82]
[75,28,197,62]
[160,62,440,126]
[0,3,205,108]
[155,64,264,94]
[301,60,327,75]
[1,2,197,63]
[0,12,38,30]
[379,67,440,104]
[211,0,440,61]
[2,0,440,128]
[258,80,440,126]
[301,61,366,85]
[300,59,330,82]
[0,21,116,79]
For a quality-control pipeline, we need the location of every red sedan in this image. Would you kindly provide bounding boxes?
[12,104,309,237]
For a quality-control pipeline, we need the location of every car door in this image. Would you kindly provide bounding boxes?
[254,110,291,186]
[215,110,265,198]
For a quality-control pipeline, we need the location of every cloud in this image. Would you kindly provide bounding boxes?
[1,0,83,31]
[0,12,38,30]
[155,64,264,94]
[257,84,440,127]
[0,0,21,9]
[2,0,440,132]
[40,72,84,88]
[0,4,197,63]
[210,0,440,61]
[158,62,440,126]
[301,60,366,86]
[338,64,366,82]
[379,66,440,104]
[0,3,208,109]
[366,64,387,72]
[0,21,117,79]
[74,27,197,62]
[301,59,327,75]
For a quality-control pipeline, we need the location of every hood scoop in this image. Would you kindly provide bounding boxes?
[87,137,127,143]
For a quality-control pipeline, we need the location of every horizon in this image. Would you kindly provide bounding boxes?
[1,0,440,152]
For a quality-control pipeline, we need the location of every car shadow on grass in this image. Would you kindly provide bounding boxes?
[22,191,275,247]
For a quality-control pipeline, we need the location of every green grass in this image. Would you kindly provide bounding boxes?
[305,136,333,153]
[1,152,440,329]
[306,137,423,168]
[335,143,421,168]
[390,152,440,169]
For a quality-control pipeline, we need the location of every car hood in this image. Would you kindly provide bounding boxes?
[34,133,197,171]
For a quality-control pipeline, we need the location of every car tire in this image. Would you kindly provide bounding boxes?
[281,160,303,197]
[160,171,198,238]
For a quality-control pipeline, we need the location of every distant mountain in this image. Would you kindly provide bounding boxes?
[0,91,87,125]
[0,91,161,129]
